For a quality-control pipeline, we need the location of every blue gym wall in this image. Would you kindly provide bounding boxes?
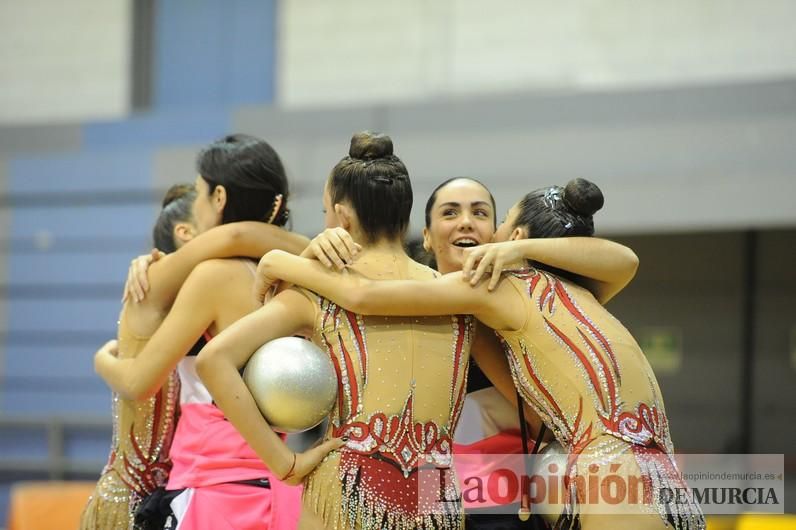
[0,0,277,521]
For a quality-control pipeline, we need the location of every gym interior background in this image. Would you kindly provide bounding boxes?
[0,0,794,525]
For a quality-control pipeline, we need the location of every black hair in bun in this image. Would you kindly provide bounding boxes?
[349,131,394,161]
[153,183,197,254]
[161,183,194,208]
[514,178,604,240]
[329,131,412,243]
[563,178,604,217]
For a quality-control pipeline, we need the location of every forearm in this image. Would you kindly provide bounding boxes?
[264,250,491,318]
[521,238,636,282]
[147,223,308,311]
[197,348,294,477]
[261,251,370,311]
[94,352,141,399]
[225,222,309,258]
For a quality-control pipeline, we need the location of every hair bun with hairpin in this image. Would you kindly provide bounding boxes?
[563,178,604,217]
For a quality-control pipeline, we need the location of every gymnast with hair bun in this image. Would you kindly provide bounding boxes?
[199,131,477,529]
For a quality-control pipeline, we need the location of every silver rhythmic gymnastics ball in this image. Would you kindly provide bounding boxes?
[243,337,337,434]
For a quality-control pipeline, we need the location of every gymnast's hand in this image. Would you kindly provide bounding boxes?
[462,241,525,291]
[122,248,165,303]
[300,227,362,271]
[253,257,281,306]
[281,437,346,486]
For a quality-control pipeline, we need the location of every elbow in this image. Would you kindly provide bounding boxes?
[347,285,373,314]
[258,249,285,275]
[623,248,640,283]
[195,343,218,384]
[95,359,153,401]
[120,379,155,401]
[120,366,164,401]
[196,344,232,398]
[195,348,211,381]
[126,371,161,400]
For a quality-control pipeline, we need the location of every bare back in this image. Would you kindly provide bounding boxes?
[201,258,260,334]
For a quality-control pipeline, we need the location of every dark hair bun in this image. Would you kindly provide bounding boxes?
[349,131,393,161]
[162,183,194,208]
[563,178,604,217]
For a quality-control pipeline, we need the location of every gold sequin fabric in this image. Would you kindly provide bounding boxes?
[80,307,180,530]
[294,261,472,529]
[499,269,705,530]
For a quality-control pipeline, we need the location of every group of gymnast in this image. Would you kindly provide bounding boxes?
[79,131,706,530]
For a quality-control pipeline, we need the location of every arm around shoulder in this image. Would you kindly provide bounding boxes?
[100,261,223,400]
[258,250,372,312]
[514,237,638,303]
[141,222,309,312]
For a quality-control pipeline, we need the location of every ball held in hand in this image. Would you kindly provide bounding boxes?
[243,337,337,433]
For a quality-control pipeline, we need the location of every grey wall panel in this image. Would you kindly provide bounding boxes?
[152,145,202,189]
[384,80,796,133]
[0,124,82,155]
[233,105,383,140]
[231,79,796,237]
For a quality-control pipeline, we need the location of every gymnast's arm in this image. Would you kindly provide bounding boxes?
[257,250,522,330]
[95,261,224,400]
[131,222,309,309]
[195,289,343,484]
[462,237,638,303]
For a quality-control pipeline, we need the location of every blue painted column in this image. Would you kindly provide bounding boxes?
[154,0,278,109]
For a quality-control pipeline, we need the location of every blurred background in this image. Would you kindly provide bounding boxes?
[0,0,794,527]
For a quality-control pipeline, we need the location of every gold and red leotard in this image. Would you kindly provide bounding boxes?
[80,309,179,530]
[297,263,473,529]
[499,269,705,530]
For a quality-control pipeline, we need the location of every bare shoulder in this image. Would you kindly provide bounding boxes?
[186,258,253,286]
[407,260,439,280]
[193,257,241,269]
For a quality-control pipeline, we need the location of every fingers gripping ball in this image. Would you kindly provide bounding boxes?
[243,337,337,434]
